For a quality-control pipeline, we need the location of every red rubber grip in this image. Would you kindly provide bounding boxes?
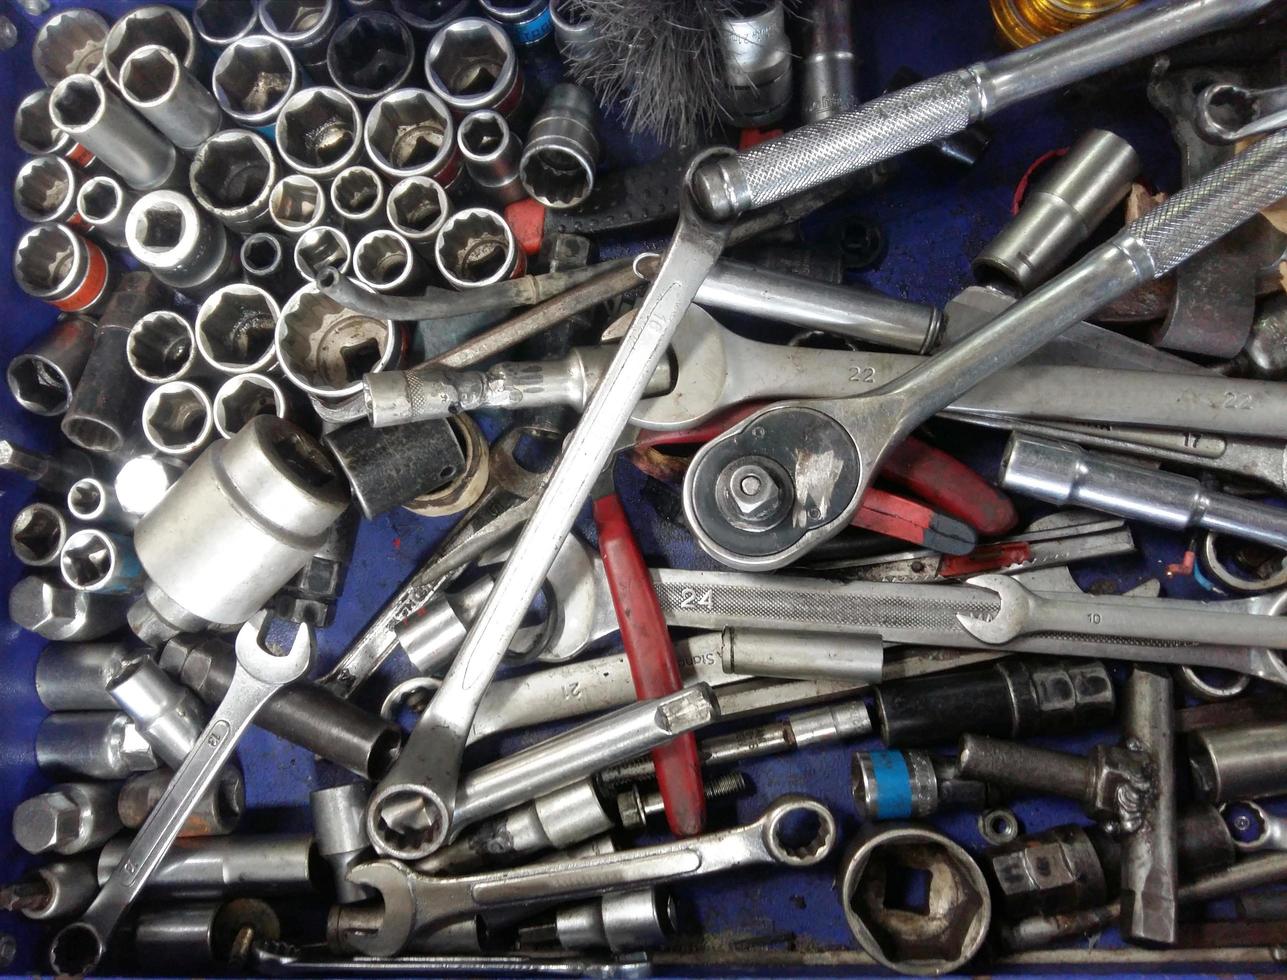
[882,436,1018,535]
[593,492,706,836]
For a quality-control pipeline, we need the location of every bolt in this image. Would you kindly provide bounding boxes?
[615,770,750,831]
[717,459,786,530]
[13,791,81,854]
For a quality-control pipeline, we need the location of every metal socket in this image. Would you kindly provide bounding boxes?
[212,34,301,132]
[459,109,525,205]
[241,232,293,290]
[425,17,522,116]
[35,711,157,780]
[1189,721,1287,802]
[327,12,415,101]
[550,0,598,63]
[50,73,178,192]
[142,381,216,458]
[120,44,224,152]
[272,505,358,627]
[14,154,86,226]
[354,229,429,294]
[16,88,92,162]
[33,8,110,86]
[115,455,187,518]
[12,503,78,568]
[386,177,451,256]
[194,0,260,46]
[276,283,398,396]
[13,223,112,314]
[312,782,374,904]
[108,655,207,767]
[0,439,96,496]
[545,889,676,953]
[391,0,469,38]
[13,782,122,855]
[276,86,364,181]
[35,640,146,711]
[60,528,143,594]
[190,130,279,233]
[294,225,352,280]
[364,88,459,183]
[6,861,98,921]
[101,5,198,92]
[77,175,137,248]
[718,0,792,127]
[434,206,522,288]
[324,418,465,518]
[67,477,134,529]
[270,174,328,235]
[126,191,238,300]
[214,373,290,438]
[799,0,858,123]
[128,311,199,384]
[134,899,279,971]
[719,628,883,682]
[118,765,246,836]
[195,283,281,374]
[97,832,323,896]
[520,83,598,209]
[11,575,130,641]
[480,0,551,45]
[330,165,387,234]
[257,0,338,74]
[7,314,96,416]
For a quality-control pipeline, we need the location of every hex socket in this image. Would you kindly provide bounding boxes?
[270,174,329,235]
[312,782,373,904]
[190,130,279,233]
[799,0,858,123]
[108,655,207,767]
[128,311,201,384]
[330,165,387,235]
[459,109,525,206]
[14,782,122,856]
[61,528,143,594]
[141,381,216,458]
[718,0,792,127]
[127,191,237,300]
[520,83,599,209]
[326,12,415,101]
[7,314,97,416]
[386,177,451,256]
[118,765,246,836]
[257,0,339,74]
[276,86,364,181]
[50,74,179,192]
[33,8,110,86]
[77,175,137,248]
[12,504,79,568]
[10,575,131,642]
[241,232,294,291]
[212,34,302,132]
[120,44,224,152]
[14,154,86,226]
[13,224,112,314]
[276,283,398,396]
[35,640,147,711]
[195,283,281,374]
[36,711,157,780]
[434,207,523,288]
[67,477,135,529]
[354,229,429,294]
[213,373,289,439]
[16,88,92,163]
[194,0,260,46]
[364,88,459,184]
[550,0,599,63]
[294,225,353,280]
[97,832,322,896]
[101,5,198,92]
[425,17,522,116]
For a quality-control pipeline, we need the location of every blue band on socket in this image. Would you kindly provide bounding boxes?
[868,750,913,819]
[509,6,552,45]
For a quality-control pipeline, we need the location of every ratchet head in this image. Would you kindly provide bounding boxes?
[342,860,419,957]
[233,610,316,685]
[955,573,1028,644]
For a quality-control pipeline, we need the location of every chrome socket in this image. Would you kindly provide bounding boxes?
[387,176,451,257]
[16,88,94,163]
[128,310,201,384]
[194,0,260,46]
[312,782,374,904]
[391,0,469,39]
[270,174,329,235]
[434,206,523,289]
[33,8,110,86]
[330,165,387,235]
[550,0,600,64]
[718,0,792,127]
[354,229,429,294]
[365,88,459,184]
[479,0,552,46]
[12,503,78,568]
[257,0,339,76]
[212,34,302,134]
[133,899,278,972]
[241,232,294,293]
[126,190,237,300]
[60,528,144,594]
[14,153,87,226]
[36,711,157,780]
[97,832,321,896]
[190,130,279,233]
[276,86,365,181]
[13,782,122,856]
[115,455,187,519]
[141,381,216,458]
[214,373,290,438]
[459,109,525,206]
[7,314,96,416]
[67,477,135,530]
[13,224,112,314]
[425,17,522,117]
[108,655,207,768]
[35,641,147,712]
[118,766,246,836]
[276,283,398,396]
[4,862,98,922]
[799,0,858,123]
[10,575,131,642]
[102,5,199,92]
[327,11,415,102]
[195,283,281,374]
[77,175,137,248]
[519,83,599,208]
[120,44,224,152]
[294,225,352,281]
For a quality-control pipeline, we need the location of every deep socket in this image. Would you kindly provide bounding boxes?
[458,109,525,206]
[12,503,79,568]
[364,88,459,184]
[386,176,451,257]
[36,711,157,780]
[13,782,121,856]
[33,8,109,86]
[118,765,246,836]
[7,314,96,416]
[50,74,179,192]
[257,0,339,78]
[14,154,87,227]
[1,861,98,922]
[324,418,465,518]
[276,283,398,396]
[10,575,131,642]
[194,0,260,47]
[13,223,112,314]
[276,86,364,181]
[294,225,352,280]
[35,641,147,712]
[189,130,279,233]
[108,655,207,768]
[60,528,143,594]
[120,44,224,153]
[77,175,137,248]
[425,17,522,117]
[128,310,202,384]
[141,381,216,457]
[798,0,858,123]
[101,5,198,92]
[270,174,329,235]
[126,191,237,300]
[479,0,552,46]
[212,34,301,134]
[327,12,415,102]
[354,229,429,294]
[240,232,295,294]
[68,477,135,529]
[195,283,281,374]
[434,207,523,288]
[519,84,599,209]
[330,165,387,235]
[96,832,322,896]
[0,440,96,496]
[133,899,278,971]
[16,88,93,164]
[213,373,290,438]
[115,455,187,519]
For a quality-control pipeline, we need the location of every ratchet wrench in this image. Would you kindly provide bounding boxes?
[48,612,314,975]
[683,128,1287,571]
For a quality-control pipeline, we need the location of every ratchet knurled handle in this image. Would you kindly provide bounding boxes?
[1121,127,1287,278]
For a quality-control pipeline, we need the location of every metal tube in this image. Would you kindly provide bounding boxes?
[77,175,137,248]
[213,373,290,438]
[190,130,279,233]
[60,529,144,595]
[108,656,207,768]
[128,311,201,384]
[118,766,246,836]
[35,641,146,711]
[13,782,122,856]
[276,86,364,181]
[387,177,451,257]
[520,83,599,208]
[133,899,279,971]
[330,165,387,235]
[424,17,522,117]
[460,110,525,206]
[1189,720,1287,802]
[114,455,187,520]
[7,314,96,416]
[270,174,328,235]
[67,477,135,530]
[10,576,131,642]
[312,783,373,904]
[13,223,113,315]
[365,88,460,184]
[212,34,302,135]
[799,0,858,123]
[195,283,281,374]
[33,8,109,86]
[12,504,77,568]
[14,154,86,227]
[126,191,238,300]
[101,5,198,92]
[96,833,321,896]
[194,0,260,46]
[120,45,224,153]
[141,382,216,458]
[36,711,157,780]
[16,88,94,163]
[718,628,884,682]
[294,225,352,280]
[435,207,524,289]
[257,0,338,78]
[326,11,415,101]
[354,229,430,294]
[276,283,398,397]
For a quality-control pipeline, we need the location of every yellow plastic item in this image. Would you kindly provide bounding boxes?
[990,0,1140,48]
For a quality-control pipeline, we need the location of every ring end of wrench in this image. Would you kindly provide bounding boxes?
[50,919,106,976]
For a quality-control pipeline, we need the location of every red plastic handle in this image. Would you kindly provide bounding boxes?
[882,436,1018,535]
[593,493,706,836]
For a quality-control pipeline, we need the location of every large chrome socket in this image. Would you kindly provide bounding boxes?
[118,766,246,836]
[13,782,122,856]
[425,17,522,117]
[195,283,281,374]
[519,83,598,209]
[326,12,415,102]
[434,206,523,289]
[36,711,157,780]
[330,165,386,235]
[257,0,339,78]
[77,175,137,248]
[213,373,290,438]
[479,0,552,46]
[12,503,79,569]
[391,0,469,39]
[14,155,86,227]
[276,284,398,396]
[194,0,260,47]
[60,528,143,595]
[190,130,279,233]
[126,190,237,300]
[35,640,146,712]
[718,0,792,127]
[294,225,352,281]
[128,310,201,384]
[212,34,301,134]
[33,8,110,86]
[67,477,135,530]
[354,229,429,294]
[141,381,216,458]
[270,174,329,235]
[115,455,187,519]
[16,88,94,164]
[50,74,179,192]
[101,5,198,92]
[387,177,451,258]
[277,86,365,181]
[120,44,224,152]
[7,315,96,416]
[459,109,525,206]
[364,88,459,185]
[108,655,207,768]
[13,224,112,314]
[10,575,131,642]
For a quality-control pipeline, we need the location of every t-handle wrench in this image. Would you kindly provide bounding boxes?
[48,612,314,976]
[683,128,1287,572]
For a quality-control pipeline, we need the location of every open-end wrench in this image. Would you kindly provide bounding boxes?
[683,128,1287,572]
[345,796,835,956]
[48,612,314,975]
[957,573,1287,650]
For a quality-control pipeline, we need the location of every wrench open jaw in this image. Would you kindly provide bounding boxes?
[954,573,1041,644]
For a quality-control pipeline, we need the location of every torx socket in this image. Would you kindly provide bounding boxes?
[324,418,465,519]
[241,232,296,296]
[141,381,216,458]
[126,190,239,301]
[276,283,398,396]
[120,44,224,153]
[77,175,137,248]
[190,130,279,233]
[459,109,525,206]
[270,174,329,235]
[33,8,110,86]
[718,0,792,127]
[799,0,858,123]
[276,86,365,181]
[425,17,522,117]
[50,74,179,192]
[257,0,339,78]
[128,311,201,384]
[212,34,302,135]
[12,503,81,568]
[68,477,135,529]
[60,528,144,595]
[16,87,93,163]
[161,633,402,779]
[213,373,290,438]
[97,832,321,897]
[194,0,260,47]
[1189,720,1287,802]
[115,455,187,519]
[195,283,281,374]
[10,575,131,642]
[294,225,352,280]
[520,83,599,209]
[7,314,96,416]
[13,223,113,315]
[330,165,387,235]
[14,782,123,856]
[35,641,148,711]
[364,88,460,184]
[14,154,87,227]
[480,0,552,46]
[974,129,1140,292]
[108,654,207,768]
[354,229,430,294]
[118,765,246,836]
[133,898,279,972]
[36,711,157,780]
[386,176,451,257]
[312,782,374,904]
[435,206,524,288]
[101,5,198,92]
[326,12,415,102]
[0,439,96,496]
[2,861,97,921]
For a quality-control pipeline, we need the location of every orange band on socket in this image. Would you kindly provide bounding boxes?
[67,143,95,169]
[54,239,109,312]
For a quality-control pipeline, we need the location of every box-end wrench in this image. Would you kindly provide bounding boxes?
[48,612,314,975]
[345,796,835,956]
[683,129,1287,572]
[1198,80,1287,143]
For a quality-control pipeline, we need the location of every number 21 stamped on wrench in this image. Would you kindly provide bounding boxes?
[49,611,314,975]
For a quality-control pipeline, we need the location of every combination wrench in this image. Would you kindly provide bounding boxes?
[48,612,314,975]
[683,128,1287,571]
[345,796,835,956]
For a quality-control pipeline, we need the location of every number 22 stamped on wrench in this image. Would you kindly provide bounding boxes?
[49,611,314,975]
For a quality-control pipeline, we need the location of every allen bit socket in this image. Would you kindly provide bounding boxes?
[718,0,793,127]
[354,229,431,294]
[14,783,122,856]
[270,174,329,235]
[480,0,552,46]
[118,765,246,836]
[392,0,470,40]
[68,477,136,530]
[520,84,600,209]
[294,225,353,280]
[36,711,157,780]
[35,641,147,712]
[459,109,526,206]
[365,88,460,185]
[312,782,374,904]
[61,528,144,595]
[387,177,451,257]
[16,88,94,164]
[799,0,858,123]
[241,232,296,296]
[327,12,415,102]
[14,154,88,227]
[13,223,113,314]
[194,0,259,47]
[550,0,599,64]
[10,575,131,642]
[12,504,80,569]
[214,373,291,438]
[276,86,365,181]
[435,207,524,289]
[126,191,238,301]
[115,455,187,519]
[7,314,96,416]
[189,130,279,233]
[276,284,398,397]
[212,34,302,136]
[425,17,523,118]
[195,283,281,375]
[127,310,202,384]
[101,4,198,92]
[257,0,339,80]
[0,439,96,495]
[109,655,207,768]
[96,832,320,897]
[141,381,216,458]
[50,74,179,192]
[77,175,138,248]
[33,8,110,86]
[330,165,387,236]
[120,44,224,153]
[1,862,98,921]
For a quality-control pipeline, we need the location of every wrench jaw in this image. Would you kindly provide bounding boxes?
[343,860,419,957]
[760,796,839,866]
[49,919,106,976]
[955,574,1028,644]
[233,610,317,685]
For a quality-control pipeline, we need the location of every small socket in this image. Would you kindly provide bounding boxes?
[214,373,289,438]
[195,283,280,374]
[270,175,328,235]
[67,477,127,527]
[60,528,140,593]
[12,503,72,567]
[386,177,450,252]
[33,8,110,86]
[77,176,135,247]
[16,88,84,159]
[7,315,96,416]
[434,207,521,288]
[331,166,386,230]
[14,154,83,225]
[102,4,197,90]
[13,224,110,313]
[294,226,352,281]
[242,233,287,278]
[128,311,199,384]
[276,284,397,396]
[354,230,425,293]
[141,381,215,457]
[276,87,364,180]
[364,88,457,182]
